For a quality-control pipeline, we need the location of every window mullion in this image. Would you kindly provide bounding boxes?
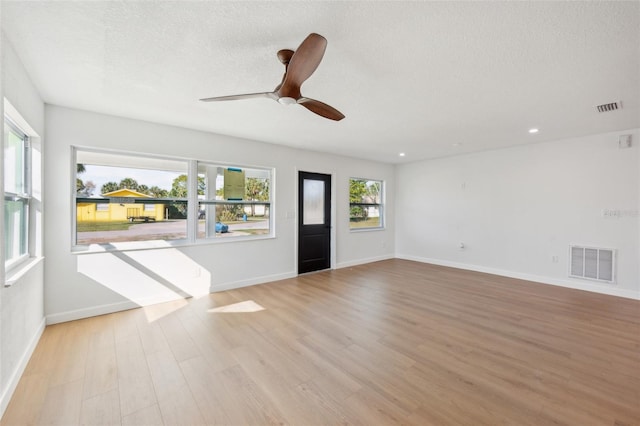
[187,160,199,243]
[24,136,31,196]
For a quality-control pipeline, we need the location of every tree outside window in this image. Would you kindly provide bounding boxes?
[349,178,383,229]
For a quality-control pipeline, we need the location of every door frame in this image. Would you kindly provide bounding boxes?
[295,168,336,274]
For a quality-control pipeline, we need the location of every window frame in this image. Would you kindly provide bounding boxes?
[4,116,31,269]
[72,146,275,252]
[349,177,384,231]
[196,162,273,241]
[73,147,190,249]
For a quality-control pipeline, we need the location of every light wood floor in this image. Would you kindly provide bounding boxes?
[2,259,639,425]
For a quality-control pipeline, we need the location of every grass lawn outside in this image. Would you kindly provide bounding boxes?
[350,217,381,229]
[77,221,134,232]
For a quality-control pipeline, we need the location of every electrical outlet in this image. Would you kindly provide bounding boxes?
[551,255,559,263]
[603,209,621,219]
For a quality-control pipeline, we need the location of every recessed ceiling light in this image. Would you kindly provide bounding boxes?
[399,152,406,157]
[452,143,462,147]
[529,128,539,134]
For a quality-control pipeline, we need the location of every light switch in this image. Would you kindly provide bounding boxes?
[619,134,632,149]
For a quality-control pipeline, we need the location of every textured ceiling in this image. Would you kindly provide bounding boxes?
[2,1,639,164]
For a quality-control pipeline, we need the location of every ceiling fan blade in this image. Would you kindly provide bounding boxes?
[200,92,277,102]
[278,33,327,98]
[298,97,345,121]
[200,34,344,120]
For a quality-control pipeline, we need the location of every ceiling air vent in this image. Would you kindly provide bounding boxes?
[596,101,621,113]
[569,245,615,283]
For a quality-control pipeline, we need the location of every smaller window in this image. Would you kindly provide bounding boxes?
[197,163,272,239]
[349,178,383,230]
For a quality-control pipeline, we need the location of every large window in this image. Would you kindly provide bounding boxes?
[4,118,31,266]
[75,150,188,246]
[349,178,383,229]
[73,148,273,249]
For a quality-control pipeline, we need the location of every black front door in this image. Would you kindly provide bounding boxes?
[298,171,331,274]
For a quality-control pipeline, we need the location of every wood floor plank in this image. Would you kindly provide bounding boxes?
[146,349,189,402]
[176,309,239,373]
[178,356,233,425]
[79,389,121,426]
[36,379,84,425]
[292,379,354,425]
[114,333,158,417]
[214,364,287,425]
[120,404,163,426]
[0,373,49,426]
[22,324,65,377]
[263,327,362,400]
[155,383,205,426]
[136,318,171,356]
[112,309,141,343]
[1,259,638,425]
[82,328,118,400]
[157,314,201,363]
[48,323,90,388]
[342,387,410,426]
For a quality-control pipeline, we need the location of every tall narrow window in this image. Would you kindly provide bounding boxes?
[4,118,31,266]
[349,178,383,229]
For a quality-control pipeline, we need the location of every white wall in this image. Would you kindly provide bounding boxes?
[0,35,46,416]
[44,105,395,323]
[0,25,5,421]
[396,129,640,299]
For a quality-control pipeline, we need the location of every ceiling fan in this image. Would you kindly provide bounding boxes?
[200,33,345,121]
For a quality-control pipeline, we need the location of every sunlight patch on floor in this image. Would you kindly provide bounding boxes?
[208,300,265,313]
[143,298,190,322]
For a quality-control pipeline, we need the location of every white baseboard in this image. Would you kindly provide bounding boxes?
[209,271,297,293]
[396,254,640,300]
[45,291,211,324]
[47,253,635,325]
[46,300,140,325]
[336,254,395,269]
[0,317,46,418]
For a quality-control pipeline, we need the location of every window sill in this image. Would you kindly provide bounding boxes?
[71,234,276,254]
[349,227,385,233]
[5,257,44,287]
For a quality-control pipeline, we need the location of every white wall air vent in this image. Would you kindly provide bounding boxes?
[569,245,615,283]
[596,101,621,113]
